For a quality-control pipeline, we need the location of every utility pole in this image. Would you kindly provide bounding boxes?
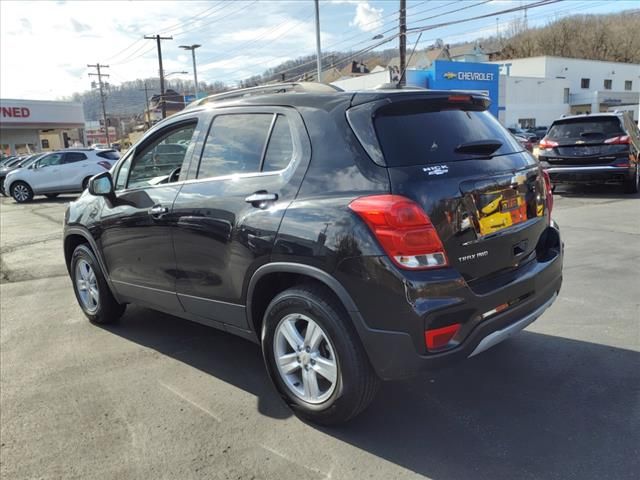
[314,0,322,83]
[145,34,173,119]
[179,44,201,100]
[399,0,407,86]
[87,63,110,144]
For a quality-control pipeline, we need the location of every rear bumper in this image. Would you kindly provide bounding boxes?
[337,223,563,380]
[545,165,630,184]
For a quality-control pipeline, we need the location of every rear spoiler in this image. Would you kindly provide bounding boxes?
[350,90,491,109]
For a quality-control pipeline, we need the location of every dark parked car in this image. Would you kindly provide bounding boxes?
[526,126,549,140]
[63,84,562,424]
[539,112,640,193]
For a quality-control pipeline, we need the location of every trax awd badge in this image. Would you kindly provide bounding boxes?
[423,165,449,176]
[458,251,489,263]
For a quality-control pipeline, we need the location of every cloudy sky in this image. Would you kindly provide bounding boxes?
[1,0,636,100]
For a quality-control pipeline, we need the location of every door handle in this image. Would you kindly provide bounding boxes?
[245,191,278,208]
[149,205,169,218]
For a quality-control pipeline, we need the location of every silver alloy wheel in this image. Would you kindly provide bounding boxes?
[75,259,99,314]
[273,313,339,404]
[12,184,30,202]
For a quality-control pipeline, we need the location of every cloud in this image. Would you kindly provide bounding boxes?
[70,18,91,33]
[349,1,383,32]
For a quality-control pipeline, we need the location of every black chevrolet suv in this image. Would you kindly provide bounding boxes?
[63,83,563,424]
[539,112,640,193]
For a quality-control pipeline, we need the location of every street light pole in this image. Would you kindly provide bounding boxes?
[314,0,322,83]
[180,44,201,99]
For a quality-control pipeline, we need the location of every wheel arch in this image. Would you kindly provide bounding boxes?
[64,227,122,303]
[246,263,360,339]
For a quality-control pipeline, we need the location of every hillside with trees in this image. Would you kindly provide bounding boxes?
[496,11,640,63]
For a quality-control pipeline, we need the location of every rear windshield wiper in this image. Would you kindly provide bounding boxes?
[454,140,503,156]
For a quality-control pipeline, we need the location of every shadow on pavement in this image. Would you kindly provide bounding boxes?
[104,307,640,480]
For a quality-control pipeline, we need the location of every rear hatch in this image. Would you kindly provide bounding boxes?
[348,92,550,282]
[540,116,629,165]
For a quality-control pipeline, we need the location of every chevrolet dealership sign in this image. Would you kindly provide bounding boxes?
[444,71,495,81]
[424,60,500,117]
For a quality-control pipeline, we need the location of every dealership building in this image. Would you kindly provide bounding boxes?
[0,99,85,156]
[331,55,639,129]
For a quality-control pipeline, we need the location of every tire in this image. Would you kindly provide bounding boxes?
[70,244,125,324]
[623,165,639,194]
[10,181,33,203]
[45,193,59,199]
[261,284,380,425]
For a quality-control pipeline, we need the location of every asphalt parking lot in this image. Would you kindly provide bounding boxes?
[1,186,638,480]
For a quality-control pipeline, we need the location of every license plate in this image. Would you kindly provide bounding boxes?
[577,146,599,156]
[501,198,518,211]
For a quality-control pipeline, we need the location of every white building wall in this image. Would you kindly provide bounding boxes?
[491,56,640,96]
[499,76,570,128]
[542,57,639,94]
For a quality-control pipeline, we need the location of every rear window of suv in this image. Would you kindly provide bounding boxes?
[546,117,625,140]
[373,101,522,166]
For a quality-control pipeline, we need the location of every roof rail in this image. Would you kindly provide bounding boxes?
[187,82,343,108]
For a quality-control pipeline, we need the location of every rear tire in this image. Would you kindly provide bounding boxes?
[10,181,33,203]
[70,244,125,324]
[261,284,379,425]
[623,166,639,194]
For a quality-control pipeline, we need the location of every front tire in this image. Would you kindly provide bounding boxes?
[261,284,379,425]
[70,244,125,324]
[11,181,33,203]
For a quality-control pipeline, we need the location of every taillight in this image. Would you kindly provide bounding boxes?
[604,135,630,145]
[539,138,558,150]
[97,161,112,170]
[349,195,448,270]
[541,169,553,219]
[425,323,461,350]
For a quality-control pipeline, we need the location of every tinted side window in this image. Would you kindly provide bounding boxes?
[128,123,196,189]
[64,152,88,163]
[263,115,294,172]
[198,114,272,178]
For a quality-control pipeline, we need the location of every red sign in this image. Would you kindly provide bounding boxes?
[1,107,31,118]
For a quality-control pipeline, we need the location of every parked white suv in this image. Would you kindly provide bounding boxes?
[4,149,120,203]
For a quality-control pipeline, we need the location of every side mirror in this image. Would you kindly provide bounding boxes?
[88,171,114,198]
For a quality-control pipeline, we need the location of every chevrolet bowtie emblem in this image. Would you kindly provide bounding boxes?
[443,72,457,80]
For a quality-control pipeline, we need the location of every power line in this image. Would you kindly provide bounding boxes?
[104,2,225,63]
[224,0,492,83]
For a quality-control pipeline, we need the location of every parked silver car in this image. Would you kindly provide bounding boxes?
[3,149,119,202]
